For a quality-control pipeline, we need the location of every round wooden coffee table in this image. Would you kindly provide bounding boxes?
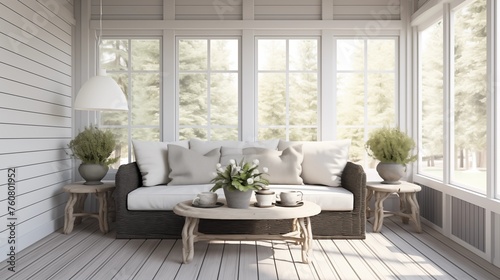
[173,200,321,264]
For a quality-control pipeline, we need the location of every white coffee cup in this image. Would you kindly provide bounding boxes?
[256,193,275,207]
[192,192,218,207]
[279,191,303,206]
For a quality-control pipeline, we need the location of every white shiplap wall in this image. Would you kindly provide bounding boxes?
[0,0,74,262]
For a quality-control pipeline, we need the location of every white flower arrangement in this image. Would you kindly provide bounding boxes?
[210,159,269,192]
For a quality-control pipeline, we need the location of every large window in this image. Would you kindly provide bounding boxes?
[256,38,319,141]
[99,38,161,168]
[452,0,487,193]
[336,38,398,166]
[177,38,240,140]
[419,20,444,180]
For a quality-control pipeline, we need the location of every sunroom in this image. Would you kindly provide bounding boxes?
[1,0,500,278]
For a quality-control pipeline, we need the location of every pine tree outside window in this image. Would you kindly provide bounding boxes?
[177,38,240,141]
[256,38,319,141]
[335,38,398,167]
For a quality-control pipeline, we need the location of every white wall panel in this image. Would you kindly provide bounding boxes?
[255,0,321,20]
[0,3,71,55]
[0,34,71,74]
[91,0,163,20]
[332,0,401,20]
[0,0,74,263]
[176,0,242,20]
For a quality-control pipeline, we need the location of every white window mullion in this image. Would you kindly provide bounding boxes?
[207,39,212,140]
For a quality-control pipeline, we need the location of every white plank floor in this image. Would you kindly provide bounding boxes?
[2,217,500,280]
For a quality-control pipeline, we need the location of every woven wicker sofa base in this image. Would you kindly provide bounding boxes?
[115,210,365,239]
[115,161,367,240]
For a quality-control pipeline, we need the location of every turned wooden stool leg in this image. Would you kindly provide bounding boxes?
[64,193,78,234]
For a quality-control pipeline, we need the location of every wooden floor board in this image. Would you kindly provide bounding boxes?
[384,219,477,280]
[238,241,259,280]
[2,217,500,280]
[197,241,224,280]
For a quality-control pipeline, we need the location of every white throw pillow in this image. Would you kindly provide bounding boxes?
[221,145,304,185]
[167,145,221,185]
[278,140,351,187]
[132,140,189,186]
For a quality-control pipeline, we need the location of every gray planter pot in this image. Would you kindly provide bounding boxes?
[223,187,252,208]
[78,163,109,185]
[376,162,406,184]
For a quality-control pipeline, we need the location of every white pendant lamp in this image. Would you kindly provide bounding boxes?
[74,0,128,111]
[74,69,128,111]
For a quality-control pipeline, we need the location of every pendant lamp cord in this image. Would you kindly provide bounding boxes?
[95,0,102,47]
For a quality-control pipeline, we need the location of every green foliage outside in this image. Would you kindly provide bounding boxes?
[365,127,417,165]
[68,126,119,166]
[257,39,318,141]
[336,39,396,165]
[99,39,161,166]
[178,39,239,140]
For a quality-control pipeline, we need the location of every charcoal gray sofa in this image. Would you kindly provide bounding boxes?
[114,160,367,239]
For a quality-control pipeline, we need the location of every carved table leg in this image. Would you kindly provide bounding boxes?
[366,189,374,219]
[64,193,78,234]
[96,191,109,233]
[373,191,392,233]
[298,217,312,263]
[74,193,87,225]
[182,217,199,263]
[408,192,422,233]
[400,193,410,224]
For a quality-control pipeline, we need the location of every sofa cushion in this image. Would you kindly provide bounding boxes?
[128,184,221,210]
[190,138,279,154]
[279,140,350,187]
[132,140,189,186]
[167,145,220,185]
[221,145,304,184]
[127,184,353,211]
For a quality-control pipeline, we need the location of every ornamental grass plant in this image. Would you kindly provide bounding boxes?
[68,126,119,166]
[365,127,417,165]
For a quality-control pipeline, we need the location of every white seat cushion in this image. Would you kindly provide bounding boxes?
[127,184,353,211]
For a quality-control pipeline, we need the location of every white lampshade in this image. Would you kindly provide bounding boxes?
[74,69,128,111]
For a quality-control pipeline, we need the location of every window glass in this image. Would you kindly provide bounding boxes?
[178,38,240,140]
[336,38,397,167]
[452,0,487,193]
[257,38,319,141]
[99,39,161,168]
[419,20,444,180]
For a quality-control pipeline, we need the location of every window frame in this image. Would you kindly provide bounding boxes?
[175,36,242,141]
[333,36,400,168]
[98,36,163,167]
[255,36,321,141]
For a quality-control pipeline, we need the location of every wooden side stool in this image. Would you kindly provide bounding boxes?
[366,181,422,233]
[63,181,115,234]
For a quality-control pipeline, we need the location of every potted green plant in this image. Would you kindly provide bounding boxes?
[365,127,417,184]
[68,126,119,185]
[210,159,269,208]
